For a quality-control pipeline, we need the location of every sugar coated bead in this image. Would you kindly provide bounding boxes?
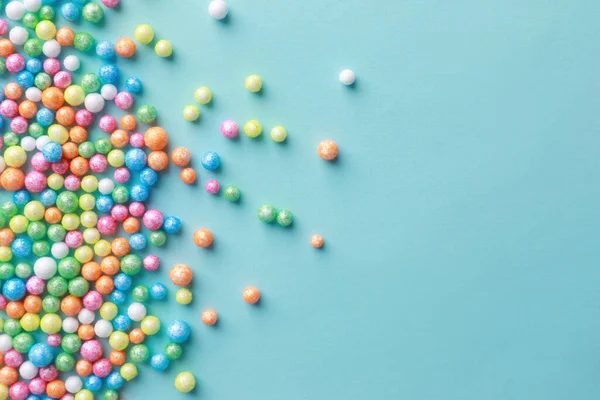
[119,363,137,381]
[125,76,143,93]
[243,286,261,304]
[180,168,197,184]
[174,372,196,393]
[310,234,324,248]
[142,254,159,271]
[150,353,169,371]
[183,105,200,122]
[220,120,238,139]
[224,185,241,202]
[6,1,26,20]
[339,69,356,85]
[140,315,160,335]
[169,264,192,287]
[176,288,192,305]
[208,0,228,20]
[137,104,156,124]
[205,179,220,194]
[115,37,136,58]
[194,86,212,104]
[201,309,218,325]
[257,204,277,223]
[171,147,191,167]
[244,120,262,138]
[154,40,172,57]
[318,139,339,161]
[276,209,293,227]
[167,320,190,343]
[101,0,120,8]
[28,343,53,367]
[127,303,146,321]
[245,74,262,92]
[134,24,154,45]
[201,151,220,171]
[270,126,287,142]
[193,228,213,248]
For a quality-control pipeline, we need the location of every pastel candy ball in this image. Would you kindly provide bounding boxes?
[28,343,53,367]
[276,209,294,227]
[201,151,220,170]
[245,74,262,92]
[163,216,181,234]
[339,69,356,85]
[220,120,238,139]
[318,139,339,161]
[167,320,190,343]
[150,353,169,371]
[205,179,220,194]
[208,0,228,20]
[244,120,262,138]
[134,24,154,45]
[80,340,102,362]
[194,86,212,104]
[182,105,200,122]
[154,40,172,57]
[142,209,163,231]
[270,126,288,142]
[174,372,196,393]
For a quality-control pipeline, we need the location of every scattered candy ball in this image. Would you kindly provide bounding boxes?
[220,120,239,139]
[270,126,287,142]
[193,228,213,248]
[183,105,200,122]
[201,309,218,325]
[318,139,339,161]
[176,288,193,305]
[134,24,155,45]
[170,264,193,287]
[243,286,261,304]
[339,69,356,85]
[244,120,262,138]
[194,86,212,104]
[224,185,241,202]
[257,204,277,223]
[245,74,263,92]
[276,209,293,227]
[174,371,196,393]
[208,0,228,20]
[155,40,173,58]
[310,234,325,248]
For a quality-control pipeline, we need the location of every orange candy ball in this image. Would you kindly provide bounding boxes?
[180,168,197,184]
[110,129,129,148]
[123,217,141,234]
[82,261,102,281]
[42,87,65,110]
[129,328,145,344]
[56,106,76,126]
[0,167,25,191]
[0,366,18,385]
[201,309,218,325]
[24,295,42,313]
[61,295,82,317]
[18,100,37,118]
[120,114,137,131]
[144,127,168,150]
[111,238,130,257]
[100,256,120,276]
[243,286,261,304]
[69,126,88,143]
[44,207,62,224]
[171,147,191,167]
[78,324,95,340]
[76,359,93,377]
[0,229,15,246]
[56,27,75,46]
[4,82,22,100]
[116,37,137,58]
[70,156,89,176]
[170,264,193,287]
[62,142,79,160]
[95,275,114,295]
[318,139,339,161]
[193,228,213,248]
[0,39,15,57]
[147,151,169,171]
[110,350,126,366]
[46,380,66,398]
[310,234,324,248]
[6,301,25,319]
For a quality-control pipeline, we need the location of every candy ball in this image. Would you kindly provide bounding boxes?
[276,209,293,227]
[169,264,192,287]
[6,2,26,20]
[244,120,262,138]
[174,372,196,393]
[150,283,167,300]
[243,286,261,304]
[194,86,212,104]
[208,0,228,20]
[134,24,154,45]
[339,69,356,85]
[150,354,169,371]
[318,139,338,161]
[205,179,220,194]
[193,228,213,248]
[167,320,190,343]
[115,37,136,58]
[201,151,220,171]
[224,185,241,202]
[245,74,262,92]
[257,204,277,223]
[119,363,137,381]
[201,309,218,325]
[175,288,192,305]
[171,148,191,167]
[28,343,53,367]
[270,126,287,142]
[127,303,146,321]
[220,120,239,139]
[182,105,200,122]
[154,40,172,57]
[310,234,324,248]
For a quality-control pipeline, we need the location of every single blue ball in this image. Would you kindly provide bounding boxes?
[150,353,170,371]
[125,77,143,93]
[95,195,114,213]
[167,320,191,343]
[139,167,157,186]
[130,184,149,202]
[163,216,181,234]
[26,59,43,74]
[2,277,27,300]
[201,151,221,171]
[26,395,41,400]
[129,233,147,251]
[98,64,120,85]
[11,237,33,258]
[95,40,115,60]
[40,189,57,206]
[13,190,31,206]
[85,375,103,392]
[42,141,63,163]
[16,71,35,88]
[125,148,147,171]
[150,282,167,300]
[61,2,82,21]
[113,273,132,291]
[105,371,125,390]
[112,315,132,331]
[36,108,54,127]
[111,290,126,305]
[28,343,54,367]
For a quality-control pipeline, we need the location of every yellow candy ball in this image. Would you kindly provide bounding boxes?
[48,124,69,144]
[155,39,173,57]
[245,74,263,92]
[24,201,45,221]
[35,20,56,41]
[47,173,64,190]
[135,24,154,45]
[194,86,212,104]
[93,239,111,257]
[0,247,12,262]
[74,245,93,263]
[120,363,138,381]
[20,313,40,332]
[4,146,27,167]
[183,105,200,122]
[83,228,100,245]
[107,150,125,167]
[81,175,98,193]
[270,126,288,142]
[74,389,94,400]
[109,331,129,351]
[140,316,160,335]
[9,215,28,233]
[61,213,80,231]
[100,302,118,321]
[0,383,8,400]
[244,120,262,138]
[175,288,193,305]
[174,372,196,393]
[80,211,98,228]
[40,313,62,334]
[79,194,96,211]
[64,85,86,106]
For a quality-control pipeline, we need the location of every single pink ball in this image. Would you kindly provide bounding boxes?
[83,290,103,311]
[114,92,134,110]
[80,339,103,362]
[29,378,46,395]
[129,132,145,148]
[4,349,23,367]
[99,115,117,133]
[31,152,51,172]
[92,358,112,378]
[9,382,29,400]
[0,295,7,310]
[75,109,94,127]
[39,365,59,382]
[26,276,46,295]
[51,158,69,174]
[101,0,120,8]
[6,53,25,73]
[129,202,145,217]
[65,230,84,248]
[97,216,117,235]
[142,209,164,231]
[143,254,160,271]
[220,120,239,139]
[0,99,18,118]
[111,204,129,222]
[53,71,72,89]
[205,179,220,194]
[10,116,28,134]
[43,58,61,75]
[46,333,62,347]
[24,171,47,193]
[0,19,8,35]
[89,154,108,173]
[114,167,131,183]
[63,174,81,191]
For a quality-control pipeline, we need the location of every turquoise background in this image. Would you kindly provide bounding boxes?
[4,0,600,398]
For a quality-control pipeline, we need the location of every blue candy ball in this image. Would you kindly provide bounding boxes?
[112,315,132,331]
[105,371,125,390]
[40,189,57,206]
[26,395,41,400]
[125,148,147,171]
[16,71,35,88]
[42,141,63,163]
[125,77,143,93]
[113,273,132,291]
[2,277,27,300]
[129,233,147,251]
[150,353,170,371]
[13,190,31,206]
[26,59,42,74]
[139,167,157,186]
[130,184,149,202]
[28,343,54,367]
[11,237,32,258]
[163,216,181,234]
[98,64,120,85]
[201,151,221,171]
[36,108,54,127]
[150,283,167,300]
[95,41,116,60]
[167,320,191,343]
[111,290,126,305]
[61,2,81,21]
[85,375,103,392]
[95,195,114,213]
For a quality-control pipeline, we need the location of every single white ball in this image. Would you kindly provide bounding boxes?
[36,135,51,151]
[98,178,115,195]
[85,93,105,113]
[51,242,69,259]
[94,319,113,338]
[26,87,42,102]
[63,55,80,72]
[100,84,117,101]
[9,26,29,46]
[23,0,41,12]
[65,376,83,394]
[43,39,61,58]
[78,308,95,324]
[0,156,5,174]
[19,361,38,380]
[127,302,147,321]
[0,334,13,353]
[208,0,228,20]
[6,1,25,20]
[34,257,57,280]
[339,69,356,85]
[21,136,36,152]
[62,317,79,334]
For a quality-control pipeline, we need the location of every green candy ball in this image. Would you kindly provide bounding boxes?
[149,230,167,247]
[74,32,95,52]
[55,352,75,372]
[104,389,119,400]
[24,38,43,57]
[27,221,47,240]
[82,2,104,23]
[21,12,39,29]
[257,204,277,223]
[68,277,89,297]
[165,343,183,360]
[112,186,129,204]
[15,262,32,279]
[137,105,157,124]
[56,192,79,213]
[120,254,142,276]
[28,123,45,138]
[3,132,18,147]
[42,296,60,313]
[95,137,113,154]
[81,73,102,94]
[12,332,35,353]
[32,240,50,257]
[58,257,81,279]
[0,263,15,280]
[1,202,18,218]
[224,185,241,202]
[0,214,6,229]
[129,344,150,363]
[78,142,96,158]
[47,276,68,297]
[3,319,22,337]
[47,225,67,242]
[0,59,6,75]
[276,209,293,227]
[34,72,52,90]
[62,334,82,354]
[39,5,55,20]
[132,285,149,303]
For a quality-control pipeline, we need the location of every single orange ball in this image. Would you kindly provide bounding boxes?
[4,82,22,100]
[171,147,191,167]
[46,380,66,398]
[170,264,193,287]
[318,140,339,161]
[61,142,79,160]
[56,27,75,46]
[100,255,120,275]
[95,275,114,295]
[76,359,93,377]
[70,156,89,176]
[123,217,141,234]
[82,261,102,281]
[110,129,129,148]
[61,295,82,317]
[24,295,42,313]
[310,234,324,248]
[18,100,37,118]
[69,126,88,143]
[0,39,15,57]
[110,350,126,366]
[5,301,25,319]
[0,229,15,246]
[111,238,130,257]
[120,114,137,131]
[0,366,18,385]
[0,167,25,191]
[56,106,76,126]
[147,151,169,171]
[116,37,137,58]
[42,87,65,110]
[129,328,145,344]
[201,309,218,325]
[144,127,168,150]
[78,324,95,340]
[180,168,197,184]
[193,228,213,248]
[243,286,261,304]
[44,207,62,224]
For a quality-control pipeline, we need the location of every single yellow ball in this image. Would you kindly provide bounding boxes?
[107,149,125,167]
[64,85,86,106]
[83,228,100,245]
[175,372,196,393]
[270,126,288,142]
[74,246,93,263]
[100,302,118,321]
[0,383,8,400]
[155,39,173,57]
[120,363,138,381]
[93,239,111,257]
[134,24,154,45]
[24,201,45,221]
[183,105,200,122]
[9,215,28,233]
[109,331,129,351]
[194,86,212,104]
[80,211,98,228]
[244,120,262,138]
[0,247,12,263]
[48,124,69,144]
[47,173,64,190]
[176,288,193,305]
[140,315,160,335]
[245,74,263,92]
[81,175,98,192]
[79,194,96,211]
[61,213,80,231]
[74,389,94,400]
[36,20,57,41]
[40,313,62,334]
[20,313,40,332]
[4,146,27,168]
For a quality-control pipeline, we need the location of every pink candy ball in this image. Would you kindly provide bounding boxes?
[220,120,239,139]
[99,115,117,133]
[62,394,75,400]
[39,365,59,382]
[101,0,120,7]
[9,382,29,400]
[80,339,103,362]
[43,58,61,75]
[92,358,112,378]
[205,179,220,194]
[142,209,164,231]
[47,333,62,347]
[143,254,160,271]
[10,116,28,134]
[114,167,131,183]
[75,109,94,127]
[64,174,81,191]
[4,349,24,367]
[53,71,73,89]
[129,202,145,217]
[65,230,84,248]
[83,290,103,311]
[0,19,8,36]
[31,152,51,172]
[129,132,145,148]
[111,204,129,222]
[0,99,18,118]
[114,92,134,110]
[51,159,69,174]
[97,216,117,235]
[29,378,46,395]
[6,53,25,73]
[24,171,47,193]
[89,154,108,173]
[26,276,46,295]
[0,295,7,310]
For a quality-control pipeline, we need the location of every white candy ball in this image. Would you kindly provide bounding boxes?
[36,135,51,151]
[94,319,113,338]
[34,257,57,280]
[6,1,25,20]
[84,93,105,113]
[100,84,117,101]
[78,308,95,324]
[21,136,36,152]
[339,69,356,85]
[127,302,147,321]
[51,242,69,259]
[0,156,5,174]
[0,334,13,353]
[24,0,41,11]
[208,0,228,20]
[62,317,79,334]
[63,55,80,72]
[9,26,29,46]
[26,87,42,102]
[43,39,61,58]
[98,178,115,195]
[65,376,83,394]
[19,361,38,380]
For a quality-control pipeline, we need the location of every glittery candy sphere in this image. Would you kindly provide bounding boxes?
[318,139,339,161]
[134,24,154,45]
[201,151,220,171]
[205,179,220,194]
[174,371,196,393]
[193,228,213,248]
[276,209,293,227]
[257,204,277,223]
[167,320,190,343]
[310,234,324,248]
[220,120,238,139]
[243,286,261,304]
[245,74,263,92]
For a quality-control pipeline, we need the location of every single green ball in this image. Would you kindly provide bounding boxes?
[149,230,167,247]
[55,352,75,372]
[129,344,150,363]
[15,262,32,279]
[39,5,55,20]
[22,12,39,29]
[78,141,96,158]
[112,186,129,204]
[137,105,157,124]
[74,32,95,52]
[104,389,119,400]
[56,192,79,213]
[24,38,43,57]
[3,319,22,337]
[62,334,82,354]
[224,185,241,202]
[47,276,68,297]
[34,72,52,90]
[120,254,142,276]
[0,202,18,218]
[0,263,15,280]
[3,132,18,147]
[12,332,35,353]
[82,2,104,23]
[257,204,277,223]
[47,225,67,242]
[68,277,89,297]
[0,59,6,75]
[132,285,150,303]
[28,123,45,138]
[165,343,183,360]
[32,240,50,257]
[81,73,102,94]
[27,221,47,240]
[42,295,60,313]
[58,257,81,279]
[95,137,113,154]
[276,209,293,227]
